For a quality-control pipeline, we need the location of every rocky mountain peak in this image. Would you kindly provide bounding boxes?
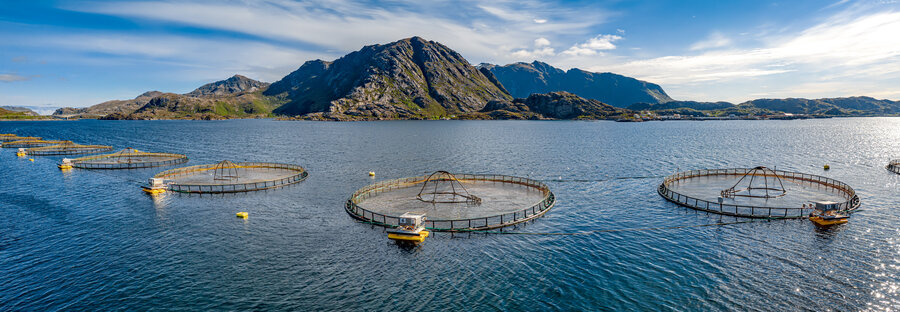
[136,91,163,99]
[187,75,270,97]
[265,36,510,119]
[484,60,672,107]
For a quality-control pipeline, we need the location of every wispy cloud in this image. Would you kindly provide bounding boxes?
[71,0,610,65]
[571,9,900,101]
[8,32,325,82]
[562,34,622,56]
[0,73,33,82]
[689,32,732,51]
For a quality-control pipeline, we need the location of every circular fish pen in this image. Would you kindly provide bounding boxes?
[67,148,188,169]
[2,139,67,148]
[887,160,900,174]
[26,141,113,156]
[346,171,556,231]
[658,167,860,218]
[0,135,41,142]
[149,160,308,193]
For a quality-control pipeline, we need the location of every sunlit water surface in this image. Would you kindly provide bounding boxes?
[1,118,898,311]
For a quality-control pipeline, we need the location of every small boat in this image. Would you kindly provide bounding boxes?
[808,201,849,226]
[387,213,429,244]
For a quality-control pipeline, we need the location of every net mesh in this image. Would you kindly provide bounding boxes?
[26,141,113,156]
[70,148,188,169]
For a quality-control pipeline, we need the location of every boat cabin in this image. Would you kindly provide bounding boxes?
[813,201,840,211]
[398,213,425,229]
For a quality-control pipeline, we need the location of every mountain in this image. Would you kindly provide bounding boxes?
[1,107,52,120]
[55,75,276,119]
[53,91,163,117]
[102,92,281,120]
[627,100,735,111]
[465,91,630,120]
[265,36,511,120]
[187,75,270,96]
[480,61,672,108]
[738,96,900,115]
[0,106,39,116]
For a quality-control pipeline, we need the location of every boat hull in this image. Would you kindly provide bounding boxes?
[809,216,848,226]
[387,230,430,243]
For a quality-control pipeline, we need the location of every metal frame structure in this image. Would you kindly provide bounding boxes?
[346,173,555,231]
[68,148,188,169]
[659,168,860,218]
[719,166,786,199]
[887,159,900,174]
[0,135,42,143]
[26,141,113,156]
[416,171,482,205]
[151,161,308,194]
[2,139,67,148]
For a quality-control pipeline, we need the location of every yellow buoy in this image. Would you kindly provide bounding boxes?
[28,158,34,162]
[368,171,375,177]
[824,164,830,170]
[236,211,248,218]
[142,188,166,195]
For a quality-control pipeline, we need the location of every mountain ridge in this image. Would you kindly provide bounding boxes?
[480,61,673,108]
[265,36,511,120]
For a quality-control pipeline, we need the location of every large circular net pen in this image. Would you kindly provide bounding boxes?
[67,148,188,169]
[658,167,860,218]
[0,135,42,143]
[150,160,308,193]
[346,172,556,231]
[26,141,113,156]
[887,160,900,174]
[2,139,67,148]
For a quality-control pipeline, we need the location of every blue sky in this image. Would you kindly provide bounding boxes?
[2,0,900,110]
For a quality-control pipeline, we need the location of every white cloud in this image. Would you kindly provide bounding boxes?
[0,73,31,82]
[510,37,555,59]
[562,34,622,56]
[71,0,610,66]
[689,32,732,51]
[511,47,555,59]
[14,33,324,82]
[478,5,530,22]
[551,9,900,102]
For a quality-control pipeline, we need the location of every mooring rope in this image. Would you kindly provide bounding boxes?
[357,216,795,236]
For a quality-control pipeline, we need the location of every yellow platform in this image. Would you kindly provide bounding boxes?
[809,215,848,226]
[58,164,73,170]
[236,212,249,218]
[388,230,429,243]
[142,187,166,195]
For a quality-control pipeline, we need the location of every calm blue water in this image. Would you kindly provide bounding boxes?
[1,119,898,311]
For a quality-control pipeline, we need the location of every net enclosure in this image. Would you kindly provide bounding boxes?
[346,171,556,231]
[149,160,308,193]
[888,160,900,174]
[25,141,113,156]
[659,167,860,218]
[66,148,188,169]
[0,135,42,142]
[2,139,66,148]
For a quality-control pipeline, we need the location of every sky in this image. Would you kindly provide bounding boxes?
[2,0,900,110]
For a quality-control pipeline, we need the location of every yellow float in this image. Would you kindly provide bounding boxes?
[386,213,430,244]
[808,201,849,226]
